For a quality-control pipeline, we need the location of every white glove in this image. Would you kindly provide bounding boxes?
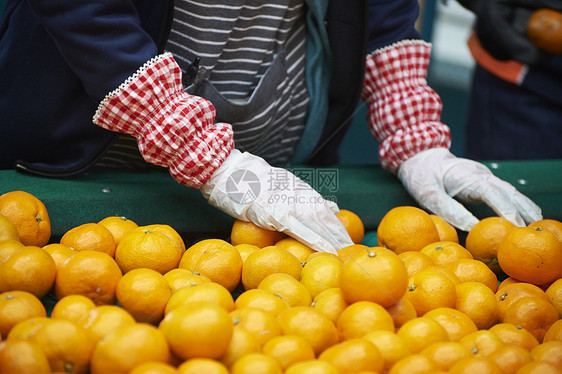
[398,148,543,232]
[200,149,354,254]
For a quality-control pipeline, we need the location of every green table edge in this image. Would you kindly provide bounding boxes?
[1,160,561,244]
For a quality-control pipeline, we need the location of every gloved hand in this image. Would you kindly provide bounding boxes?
[200,149,354,254]
[398,147,543,232]
[457,0,562,64]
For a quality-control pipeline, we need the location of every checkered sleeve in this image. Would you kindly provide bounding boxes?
[93,53,234,188]
[361,40,451,173]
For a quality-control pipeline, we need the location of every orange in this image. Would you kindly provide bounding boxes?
[97,216,138,245]
[0,213,20,242]
[498,277,522,290]
[50,294,96,324]
[230,353,283,374]
[258,273,312,307]
[447,258,498,292]
[340,246,408,307]
[528,218,562,242]
[230,219,285,248]
[397,250,434,277]
[424,264,461,285]
[396,316,449,353]
[455,281,499,329]
[336,300,394,340]
[0,338,51,374]
[420,341,473,371]
[386,297,418,328]
[285,360,339,374]
[318,339,384,373]
[503,296,559,342]
[116,268,172,324]
[234,243,260,263]
[131,361,178,374]
[262,335,316,370]
[0,239,24,263]
[230,307,281,346]
[543,319,562,342]
[526,8,562,54]
[60,222,116,257]
[159,302,231,360]
[516,361,561,374]
[459,330,505,357]
[177,358,229,374]
[488,345,532,374]
[448,356,502,374]
[377,206,440,254]
[405,267,457,316]
[165,281,234,314]
[545,278,562,318]
[55,250,122,305]
[277,306,339,355]
[42,243,76,272]
[234,288,290,317]
[6,316,50,341]
[274,237,315,263]
[163,268,210,293]
[336,209,365,244]
[179,238,243,291]
[79,304,136,343]
[497,226,562,286]
[16,318,95,374]
[495,282,549,320]
[219,325,260,368]
[362,330,411,370]
[115,224,185,274]
[465,216,516,275]
[241,245,302,290]
[0,245,56,298]
[419,241,473,268]
[488,323,539,351]
[91,322,170,374]
[311,287,349,323]
[430,214,459,242]
[299,254,343,298]
[530,340,562,367]
[423,307,478,342]
[0,290,46,338]
[336,243,371,264]
[0,190,51,247]
[307,251,340,261]
[388,353,439,374]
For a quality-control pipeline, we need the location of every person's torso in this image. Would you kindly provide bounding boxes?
[165,0,309,165]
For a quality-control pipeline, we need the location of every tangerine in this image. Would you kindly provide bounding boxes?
[377,206,440,254]
[0,191,51,247]
[497,226,562,285]
[179,238,242,291]
[160,302,232,360]
[340,246,408,307]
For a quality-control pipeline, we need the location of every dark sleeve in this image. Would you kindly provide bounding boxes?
[367,0,421,53]
[26,0,160,101]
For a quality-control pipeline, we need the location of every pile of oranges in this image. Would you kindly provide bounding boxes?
[0,190,562,374]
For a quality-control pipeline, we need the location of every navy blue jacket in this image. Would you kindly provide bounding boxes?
[0,0,420,176]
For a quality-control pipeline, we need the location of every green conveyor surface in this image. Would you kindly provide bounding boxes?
[1,160,561,244]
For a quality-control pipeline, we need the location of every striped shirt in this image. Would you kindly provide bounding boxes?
[166,0,309,165]
[95,0,309,169]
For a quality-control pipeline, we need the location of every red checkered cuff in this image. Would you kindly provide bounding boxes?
[93,53,234,188]
[362,40,451,173]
